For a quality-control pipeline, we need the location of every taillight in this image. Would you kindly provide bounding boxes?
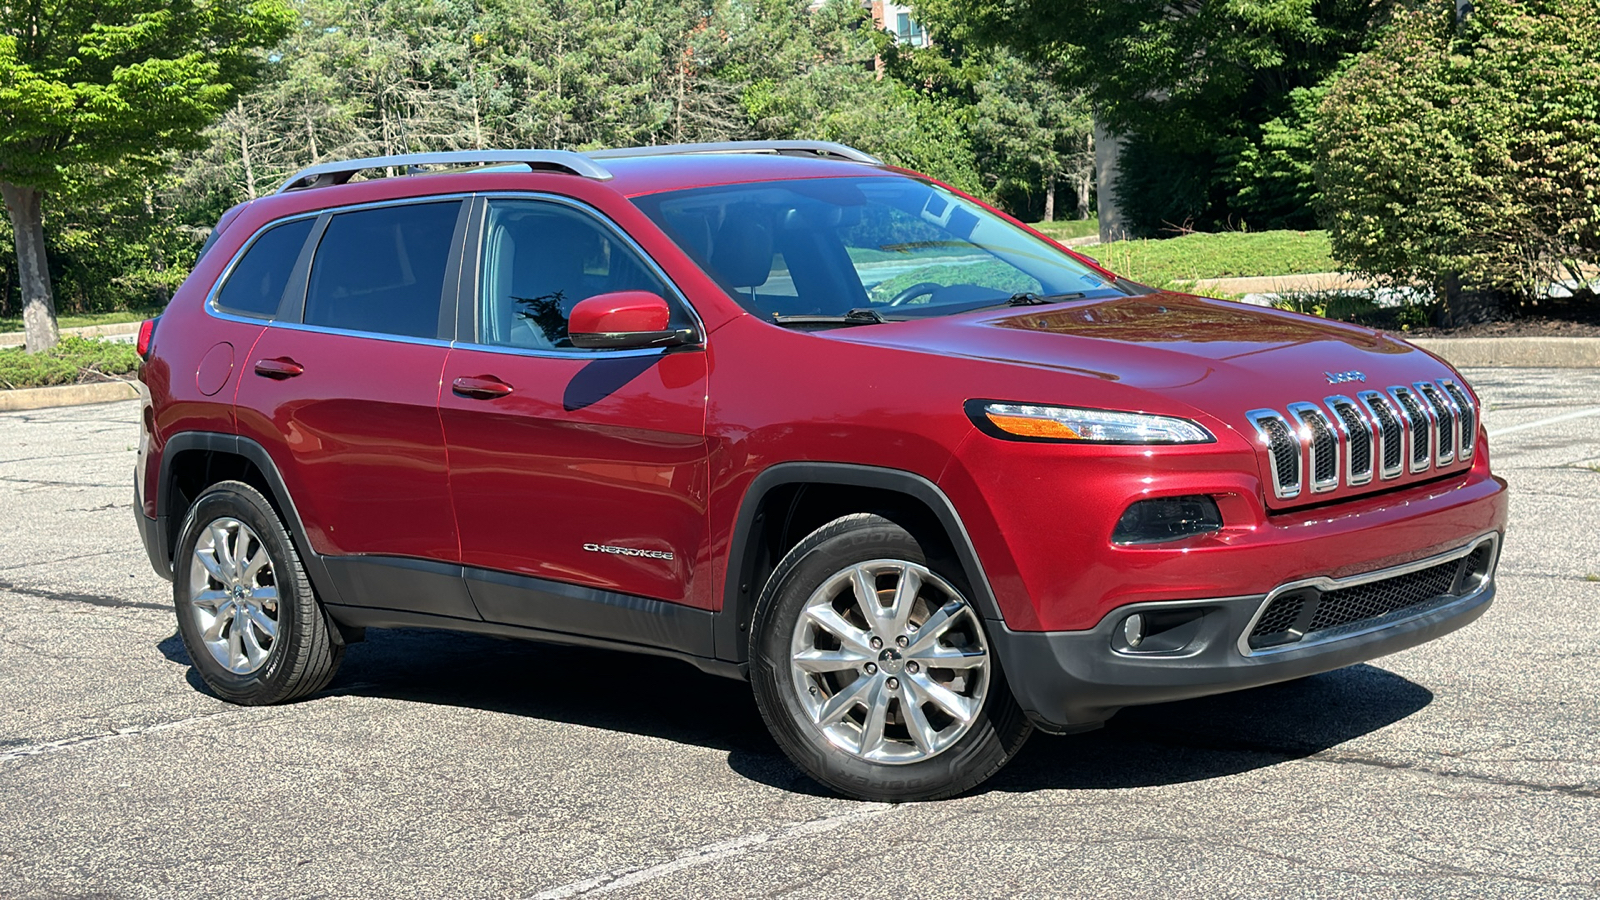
[137,317,159,359]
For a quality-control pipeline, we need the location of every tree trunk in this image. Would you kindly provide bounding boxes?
[238,100,258,200]
[1043,172,1057,222]
[0,181,60,354]
[1093,117,1129,243]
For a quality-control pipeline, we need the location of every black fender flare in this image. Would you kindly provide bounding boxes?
[713,462,1002,664]
[155,432,344,606]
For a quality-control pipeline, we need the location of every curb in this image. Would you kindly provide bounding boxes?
[0,381,141,412]
[0,321,142,348]
[1408,337,1600,369]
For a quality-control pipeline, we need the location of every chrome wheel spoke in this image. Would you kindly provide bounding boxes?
[244,605,279,641]
[858,679,891,757]
[899,685,939,754]
[793,647,869,674]
[241,542,270,585]
[904,601,963,656]
[816,674,874,727]
[201,602,233,641]
[909,672,977,725]
[196,549,229,586]
[849,566,881,628]
[886,565,921,635]
[806,606,875,656]
[907,644,987,670]
[209,523,239,582]
[249,586,279,610]
[191,589,231,612]
[239,616,271,669]
[225,609,246,669]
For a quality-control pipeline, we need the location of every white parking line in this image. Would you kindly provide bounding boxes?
[1487,406,1600,438]
[0,713,234,763]
[529,803,899,898]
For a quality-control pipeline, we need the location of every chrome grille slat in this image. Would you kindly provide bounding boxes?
[1391,387,1434,473]
[1247,409,1302,499]
[1358,390,1405,479]
[1417,381,1457,465]
[1326,395,1374,486]
[1442,380,1477,461]
[1288,402,1339,492]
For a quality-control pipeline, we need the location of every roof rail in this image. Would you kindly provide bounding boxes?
[586,140,883,165]
[275,150,613,193]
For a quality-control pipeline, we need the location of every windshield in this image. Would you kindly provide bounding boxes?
[633,176,1121,321]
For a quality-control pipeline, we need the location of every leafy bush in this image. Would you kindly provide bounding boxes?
[1314,0,1600,317]
[0,337,141,389]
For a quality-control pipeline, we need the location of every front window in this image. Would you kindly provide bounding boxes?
[634,176,1119,322]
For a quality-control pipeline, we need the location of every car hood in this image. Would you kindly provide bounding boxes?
[829,292,1446,403]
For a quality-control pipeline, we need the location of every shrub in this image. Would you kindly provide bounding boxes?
[0,337,140,389]
[1313,0,1600,320]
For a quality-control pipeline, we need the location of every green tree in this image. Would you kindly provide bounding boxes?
[0,0,292,351]
[915,0,1376,234]
[1314,0,1600,321]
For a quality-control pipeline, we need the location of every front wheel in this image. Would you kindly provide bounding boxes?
[172,480,343,705]
[750,514,1031,801]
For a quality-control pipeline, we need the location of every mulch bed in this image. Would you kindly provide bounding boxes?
[1371,295,1600,338]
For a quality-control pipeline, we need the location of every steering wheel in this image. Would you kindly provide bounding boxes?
[887,281,943,306]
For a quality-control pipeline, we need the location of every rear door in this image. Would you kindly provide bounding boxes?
[438,196,712,626]
[233,198,478,619]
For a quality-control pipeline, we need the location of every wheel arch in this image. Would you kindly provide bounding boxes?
[715,462,1001,665]
[156,432,344,606]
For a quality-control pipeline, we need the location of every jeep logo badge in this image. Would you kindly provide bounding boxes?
[1325,370,1367,384]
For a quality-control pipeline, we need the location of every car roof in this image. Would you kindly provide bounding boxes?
[599,153,895,197]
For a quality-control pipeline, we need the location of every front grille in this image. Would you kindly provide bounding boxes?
[1247,540,1494,651]
[1247,380,1473,502]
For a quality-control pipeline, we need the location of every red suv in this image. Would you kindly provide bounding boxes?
[134,141,1508,801]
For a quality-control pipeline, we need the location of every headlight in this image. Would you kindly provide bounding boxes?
[968,401,1214,444]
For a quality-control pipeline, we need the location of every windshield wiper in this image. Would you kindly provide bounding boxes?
[770,307,887,326]
[1007,291,1086,306]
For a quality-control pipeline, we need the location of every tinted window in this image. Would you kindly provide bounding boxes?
[214,218,314,317]
[476,199,688,350]
[304,201,461,338]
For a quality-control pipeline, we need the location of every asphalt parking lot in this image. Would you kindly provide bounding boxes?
[2,368,1597,899]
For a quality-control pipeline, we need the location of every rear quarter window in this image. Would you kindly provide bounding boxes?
[214,218,315,318]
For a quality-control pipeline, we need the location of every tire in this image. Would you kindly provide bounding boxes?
[172,480,343,705]
[750,513,1032,801]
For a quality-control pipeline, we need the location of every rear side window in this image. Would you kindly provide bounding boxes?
[303,201,461,339]
[214,218,315,318]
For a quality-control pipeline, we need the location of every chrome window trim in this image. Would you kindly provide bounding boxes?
[1235,531,1499,657]
[1287,401,1340,493]
[1325,394,1375,487]
[1389,386,1434,474]
[1441,379,1477,462]
[1417,381,1458,466]
[463,191,708,353]
[1246,408,1302,500]
[1357,390,1406,480]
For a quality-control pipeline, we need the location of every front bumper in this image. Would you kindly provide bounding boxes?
[993,533,1499,730]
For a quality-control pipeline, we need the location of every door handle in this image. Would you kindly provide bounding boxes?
[452,375,514,400]
[254,357,304,379]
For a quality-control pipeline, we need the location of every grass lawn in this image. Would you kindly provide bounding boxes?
[0,306,163,334]
[1030,218,1100,242]
[0,337,141,389]
[1076,230,1336,286]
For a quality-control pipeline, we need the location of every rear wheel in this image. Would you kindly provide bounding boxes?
[751,514,1031,801]
[172,481,342,704]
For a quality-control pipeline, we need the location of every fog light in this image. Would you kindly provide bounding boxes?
[1122,613,1145,648]
[1113,495,1223,545]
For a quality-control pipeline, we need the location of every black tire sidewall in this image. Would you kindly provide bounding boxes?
[172,482,313,704]
[750,514,1030,801]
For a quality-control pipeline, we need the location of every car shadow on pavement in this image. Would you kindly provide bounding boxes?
[156,628,1432,798]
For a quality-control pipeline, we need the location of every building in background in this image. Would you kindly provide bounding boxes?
[870,1,931,47]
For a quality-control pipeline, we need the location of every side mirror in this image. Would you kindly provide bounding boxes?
[568,291,696,350]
